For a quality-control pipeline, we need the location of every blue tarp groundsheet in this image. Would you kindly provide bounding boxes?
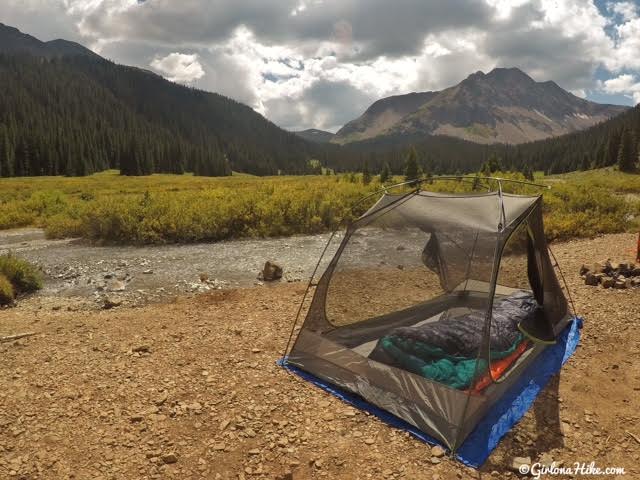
[279,317,582,468]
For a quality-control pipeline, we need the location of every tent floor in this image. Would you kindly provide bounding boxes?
[281,317,582,468]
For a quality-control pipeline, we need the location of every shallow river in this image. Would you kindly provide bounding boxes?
[0,228,343,305]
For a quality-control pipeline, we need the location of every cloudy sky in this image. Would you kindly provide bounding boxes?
[2,0,640,131]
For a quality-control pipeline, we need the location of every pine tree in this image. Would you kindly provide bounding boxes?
[617,128,636,172]
[0,126,11,177]
[606,134,620,166]
[522,165,534,181]
[580,153,590,171]
[485,153,502,173]
[404,147,420,183]
[471,173,482,191]
[362,160,371,185]
[379,162,391,183]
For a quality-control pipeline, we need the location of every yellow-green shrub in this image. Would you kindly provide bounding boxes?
[0,169,638,244]
[0,274,14,305]
[0,254,43,294]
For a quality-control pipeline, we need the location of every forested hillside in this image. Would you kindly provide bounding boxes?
[0,54,326,177]
[495,103,640,174]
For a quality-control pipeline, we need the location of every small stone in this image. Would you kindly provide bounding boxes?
[430,456,441,464]
[538,452,554,468]
[102,296,122,309]
[601,276,614,288]
[584,273,598,286]
[248,449,260,456]
[108,279,126,292]
[130,414,144,423]
[431,445,445,458]
[510,456,531,472]
[132,345,151,353]
[154,392,168,406]
[161,453,178,464]
[143,269,153,274]
[277,437,289,447]
[613,279,627,289]
[364,438,375,445]
[212,443,226,451]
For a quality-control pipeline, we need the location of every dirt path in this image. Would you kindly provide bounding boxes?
[1,234,639,479]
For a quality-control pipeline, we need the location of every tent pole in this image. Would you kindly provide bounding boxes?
[548,245,578,317]
[402,175,551,190]
[282,230,337,361]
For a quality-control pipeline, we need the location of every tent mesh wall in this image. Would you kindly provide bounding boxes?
[287,189,570,451]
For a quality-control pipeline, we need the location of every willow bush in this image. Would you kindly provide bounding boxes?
[0,169,637,244]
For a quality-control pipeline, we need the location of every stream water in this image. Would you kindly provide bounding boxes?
[0,228,342,305]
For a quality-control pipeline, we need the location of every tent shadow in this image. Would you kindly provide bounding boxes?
[479,374,564,475]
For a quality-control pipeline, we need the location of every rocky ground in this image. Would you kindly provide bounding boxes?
[1,233,639,479]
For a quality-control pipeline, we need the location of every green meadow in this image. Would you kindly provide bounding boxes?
[0,169,637,244]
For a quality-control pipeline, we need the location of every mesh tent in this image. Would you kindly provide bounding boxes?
[283,181,577,459]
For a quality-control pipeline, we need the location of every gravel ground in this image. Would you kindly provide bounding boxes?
[1,233,639,479]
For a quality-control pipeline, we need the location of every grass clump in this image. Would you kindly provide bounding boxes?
[0,274,14,306]
[0,254,43,295]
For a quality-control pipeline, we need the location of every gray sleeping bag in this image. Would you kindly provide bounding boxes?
[386,290,539,357]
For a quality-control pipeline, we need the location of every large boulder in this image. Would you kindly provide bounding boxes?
[260,261,283,281]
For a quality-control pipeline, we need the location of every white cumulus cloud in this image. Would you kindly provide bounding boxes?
[3,0,640,129]
[602,74,640,104]
[150,53,205,83]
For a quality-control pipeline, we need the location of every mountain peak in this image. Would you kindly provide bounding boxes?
[463,67,534,84]
[0,22,99,59]
[333,66,628,145]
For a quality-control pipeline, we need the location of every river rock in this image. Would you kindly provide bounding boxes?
[260,261,283,281]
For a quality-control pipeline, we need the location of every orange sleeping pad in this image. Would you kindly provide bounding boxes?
[470,340,530,394]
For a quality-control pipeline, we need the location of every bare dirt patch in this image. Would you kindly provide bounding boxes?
[1,234,639,479]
